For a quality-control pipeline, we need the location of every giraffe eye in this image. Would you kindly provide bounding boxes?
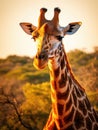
[56,35,63,41]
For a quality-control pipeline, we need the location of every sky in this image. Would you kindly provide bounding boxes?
[0,0,98,58]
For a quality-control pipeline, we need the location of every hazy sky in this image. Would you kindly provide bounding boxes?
[0,0,98,58]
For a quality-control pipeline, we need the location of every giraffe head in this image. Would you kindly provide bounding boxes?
[20,8,82,69]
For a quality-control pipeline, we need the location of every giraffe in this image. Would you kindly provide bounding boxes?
[20,8,98,130]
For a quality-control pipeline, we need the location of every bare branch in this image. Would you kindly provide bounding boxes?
[0,91,38,130]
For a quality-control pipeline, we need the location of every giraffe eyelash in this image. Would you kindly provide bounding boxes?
[31,36,38,41]
[56,36,64,41]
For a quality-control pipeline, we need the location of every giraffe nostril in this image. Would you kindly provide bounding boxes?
[38,54,45,59]
[36,51,48,60]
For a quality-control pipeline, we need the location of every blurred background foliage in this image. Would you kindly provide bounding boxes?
[0,47,98,130]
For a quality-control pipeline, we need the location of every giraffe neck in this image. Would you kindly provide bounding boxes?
[48,42,85,102]
[47,43,98,129]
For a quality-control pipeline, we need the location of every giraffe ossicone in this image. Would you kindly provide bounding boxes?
[20,7,98,130]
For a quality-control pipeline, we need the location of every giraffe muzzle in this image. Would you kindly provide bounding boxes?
[36,51,48,60]
[37,53,45,60]
[33,51,48,70]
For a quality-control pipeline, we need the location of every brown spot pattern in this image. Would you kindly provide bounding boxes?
[75,87,82,98]
[66,97,72,111]
[54,67,60,78]
[78,100,87,115]
[57,87,69,100]
[88,112,95,122]
[61,57,65,70]
[57,103,64,115]
[86,117,92,130]
[85,97,91,111]
[93,124,98,130]
[93,109,98,122]
[74,110,84,129]
[63,107,74,123]
[59,73,67,88]
[65,124,74,130]
[72,90,77,107]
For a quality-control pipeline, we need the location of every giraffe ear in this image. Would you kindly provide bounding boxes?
[64,22,82,35]
[20,22,37,35]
